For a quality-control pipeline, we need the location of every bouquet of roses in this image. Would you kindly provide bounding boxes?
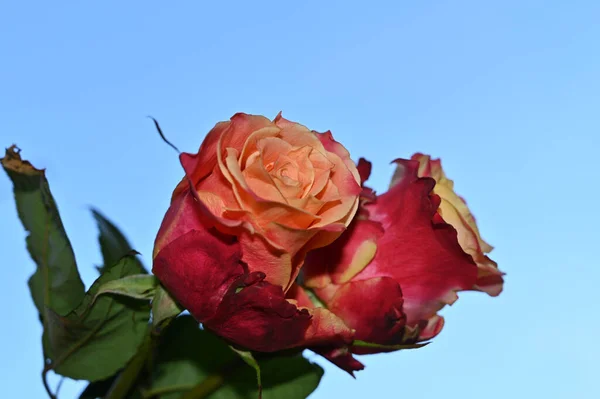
[3,113,503,399]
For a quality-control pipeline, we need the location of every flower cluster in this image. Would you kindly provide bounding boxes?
[152,113,503,373]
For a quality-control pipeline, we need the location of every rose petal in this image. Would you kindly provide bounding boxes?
[311,150,361,228]
[357,158,372,184]
[195,162,240,209]
[302,307,355,347]
[153,229,243,321]
[223,113,275,156]
[312,346,365,376]
[181,113,273,191]
[154,228,354,353]
[407,153,504,296]
[274,114,327,153]
[239,126,281,168]
[176,121,230,192]
[286,284,363,375]
[242,156,287,203]
[239,230,293,288]
[288,195,326,216]
[208,273,354,352]
[324,277,407,349]
[304,218,384,288]
[358,159,478,334]
[224,146,321,230]
[313,190,360,230]
[418,314,445,341]
[263,223,321,290]
[316,130,361,187]
[206,280,313,352]
[271,153,303,199]
[286,146,315,197]
[154,189,198,258]
[180,152,254,236]
[308,150,335,196]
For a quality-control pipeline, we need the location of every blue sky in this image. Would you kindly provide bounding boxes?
[1,1,598,398]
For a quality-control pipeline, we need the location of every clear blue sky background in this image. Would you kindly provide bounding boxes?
[1,1,598,398]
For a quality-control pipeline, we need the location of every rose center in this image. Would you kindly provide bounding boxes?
[277,166,300,187]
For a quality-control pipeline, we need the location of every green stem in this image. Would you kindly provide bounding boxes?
[105,317,176,399]
[105,331,153,399]
[141,384,197,398]
[180,374,225,399]
[303,287,327,308]
[41,365,57,399]
[177,355,249,399]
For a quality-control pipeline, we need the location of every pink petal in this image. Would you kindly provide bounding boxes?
[325,277,407,348]
[360,159,478,334]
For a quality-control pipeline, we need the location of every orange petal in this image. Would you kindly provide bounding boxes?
[242,154,287,203]
[239,126,281,168]
[316,130,361,187]
[274,114,327,153]
[239,230,293,289]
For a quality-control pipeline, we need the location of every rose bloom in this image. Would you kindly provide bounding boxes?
[152,113,362,352]
[300,155,503,372]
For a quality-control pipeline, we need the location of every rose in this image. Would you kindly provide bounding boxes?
[300,156,502,372]
[152,113,361,352]
[404,153,504,295]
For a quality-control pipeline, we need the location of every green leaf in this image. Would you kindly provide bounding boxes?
[44,254,151,381]
[1,145,85,316]
[245,355,323,399]
[228,348,262,398]
[94,273,158,302]
[92,208,147,273]
[352,339,428,350]
[148,316,323,399]
[103,333,153,399]
[152,285,183,330]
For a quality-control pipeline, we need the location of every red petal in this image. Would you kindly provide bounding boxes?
[154,228,354,352]
[176,121,230,195]
[207,280,313,351]
[304,218,384,288]
[314,130,362,197]
[208,279,355,351]
[153,229,243,321]
[418,314,445,340]
[180,113,273,190]
[359,159,478,334]
[287,284,363,375]
[286,283,314,307]
[312,346,365,376]
[178,113,277,232]
[324,277,406,348]
[409,153,504,297]
[356,158,372,184]
[238,230,293,290]
[286,284,356,348]
[153,189,208,258]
